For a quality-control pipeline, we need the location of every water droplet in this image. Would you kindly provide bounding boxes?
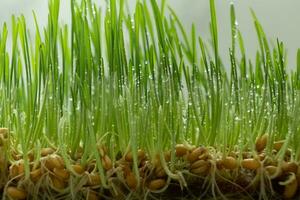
[234,116,241,121]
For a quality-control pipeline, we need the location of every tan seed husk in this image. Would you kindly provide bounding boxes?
[175,144,188,157]
[280,173,298,199]
[282,161,298,174]
[44,155,64,171]
[9,164,19,178]
[27,151,34,162]
[41,147,55,157]
[9,162,24,178]
[273,140,285,151]
[199,152,211,160]
[17,162,24,175]
[122,165,131,177]
[72,164,85,174]
[125,152,133,162]
[190,161,210,175]
[30,168,42,182]
[0,128,8,137]
[98,145,107,157]
[0,135,7,146]
[222,156,238,170]
[87,190,98,200]
[6,186,26,200]
[87,173,101,186]
[283,180,297,199]
[255,134,268,152]
[102,155,112,170]
[190,159,209,170]
[155,166,166,178]
[241,158,261,170]
[126,172,138,189]
[258,153,265,161]
[148,179,166,190]
[137,149,146,160]
[53,168,70,180]
[265,165,281,178]
[190,166,209,175]
[50,174,66,190]
[125,149,146,162]
[187,146,207,163]
[164,151,171,162]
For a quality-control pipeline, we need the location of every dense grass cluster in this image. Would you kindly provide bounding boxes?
[0,0,300,199]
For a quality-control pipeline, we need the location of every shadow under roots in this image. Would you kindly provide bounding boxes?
[146,180,252,200]
[147,178,286,200]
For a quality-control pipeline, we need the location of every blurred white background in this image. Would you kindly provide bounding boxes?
[0,0,299,67]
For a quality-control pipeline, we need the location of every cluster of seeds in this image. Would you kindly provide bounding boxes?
[0,128,298,199]
[7,147,105,199]
[0,0,298,198]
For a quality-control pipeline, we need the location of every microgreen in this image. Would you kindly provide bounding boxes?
[0,0,299,199]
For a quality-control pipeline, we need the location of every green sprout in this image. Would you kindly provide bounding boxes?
[0,0,299,199]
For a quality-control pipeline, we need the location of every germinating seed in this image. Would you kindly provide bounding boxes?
[241,159,261,170]
[87,173,101,186]
[87,190,98,200]
[264,166,280,178]
[273,140,285,151]
[30,168,42,182]
[255,134,268,152]
[155,166,166,178]
[126,172,138,189]
[41,148,55,157]
[50,174,67,190]
[0,0,299,198]
[280,173,298,199]
[0,128,8,137]
[72,164,85,174]
[190,159,209,170]
[53,168,70,180]
[175,144,188,157]
[281,161,298,173]
[187,147,208,163]
[222,156,238,170]
[102,155,112,170]
[6,187,27,200]
[9,162,24,179]
[148,179,166,190]
[98,146,107,157]
[190,161,210,175]
[44,155,65,171]
[164,151,171,162]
